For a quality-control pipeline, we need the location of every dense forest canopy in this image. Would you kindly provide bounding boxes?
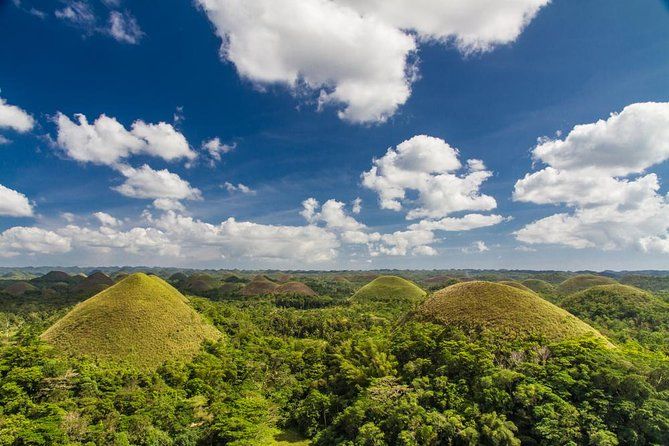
[0,269,667,445]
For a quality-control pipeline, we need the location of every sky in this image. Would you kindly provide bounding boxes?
[1,0,669,270]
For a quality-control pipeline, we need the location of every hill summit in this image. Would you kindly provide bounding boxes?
[41,273,220,369]
[557,274,617,295]
[351,275,426,305]
[413,281,609,343]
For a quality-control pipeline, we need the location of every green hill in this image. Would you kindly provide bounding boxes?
[41,273,220,369]
[497,280,535,293]
[561,284,669,338]
[521,279,556,295]
[351,275,426,305]
[2,281,38,296]
[413,281,609,344]
[273,281,317,296]
[241,276,279,296]
[557,274,617,295]
[72,271,114,295]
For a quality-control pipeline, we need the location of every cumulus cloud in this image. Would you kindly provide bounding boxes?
[203,137,234,163]
[462,240,489,253]
[114,164,202,205]
[198,0,416,123]
[55,112,196,165]
[336,0,550,54]
[0,227,71,257]
[223,182,254,194]
[351,197,362,214]
[301,198,365,231]
[514,102,669,253]
[108,10,143,44]
[0,96,35,133]
[362,135,497,219]
[197,0,546,123]
[0,184,34,217]
[93,211,121,227]
[409,213,508,232]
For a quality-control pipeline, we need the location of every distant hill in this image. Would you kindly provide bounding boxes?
[241,276,279,296]
[351,276,426,305]
[41,273,220,369]
[557,274,617,295]
[521,279,556,295]
[272,282,317,297]
[72,272,114,295]
[412,281,609,344]
[497,280,535,293]
[2,281,38,296]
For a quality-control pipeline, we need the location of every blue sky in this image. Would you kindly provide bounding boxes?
[1,0,669,269]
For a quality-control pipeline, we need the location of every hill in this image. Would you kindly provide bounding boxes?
[561,284,669,334]
[41,273,220,369]
[557,274,617,295]
[2,281,38,296]
[33,270,73,283]
[272,281,317,297]
[521,279,556,295]
[72,272,114,294]
[497,280,535,293]
[241,276,279,296]
[351,276,426,305]
[412,281,609,343]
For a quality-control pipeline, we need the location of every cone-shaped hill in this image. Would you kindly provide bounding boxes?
[351,275,426,305]
[557,274,617,295]
[2,281,38,296]
[41,273,220,369]
[412,281,609,344]
[562,284,669,328]
[521,279,556,295]
[72,272,114,295]
[497,281,535,293]
[241,276,279,296]
[272,281,317,296]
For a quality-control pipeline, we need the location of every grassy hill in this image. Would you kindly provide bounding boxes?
[521,279,556,295]
[561,284,669,348]
[41,273,220,369]
[413,281,609,344]
[242,276,279,296]
[2,281,38,296]
[72,271,114,295]
[557,274,617,295]
[273,282,317,296]
[351,275,426,305]
[497,280,535,293]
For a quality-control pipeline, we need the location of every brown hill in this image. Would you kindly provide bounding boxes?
[272,282,317,296]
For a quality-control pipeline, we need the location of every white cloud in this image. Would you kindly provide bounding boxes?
[0,97,35,133]
[362,135,497,219]
[152,198,186,212]
[203,137,234,162]
[0,184,34,217]
[93,211,121,227]
[114,164,202,203]
[336,0,550,54]
[197,0,545,123]
[108,10,143,44]
[55,1,95,27]
[352,197,362,214]
[0,227,71,257]
[223,182,254,195]
[301,198,365,231]
[55,112,196,165]
[0,135,11,145]
[462,240,489,253]
[514,102,669,253]
[197,0,416,123]
[409,213,508,232]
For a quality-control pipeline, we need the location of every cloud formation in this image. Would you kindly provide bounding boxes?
[0,184,34,217]
[197,0,547,123]
[362,135,497,219]
[55,113,196,166]
[514,102,669,253]
[0,96,35,133]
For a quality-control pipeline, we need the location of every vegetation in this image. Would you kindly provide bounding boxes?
[350,275,426,306]
[557,274,618,295]
[413,281,609,343]
[521,278,556,295]
[41,273,220,369]
[0,270,667,445]
[497,280,535,293]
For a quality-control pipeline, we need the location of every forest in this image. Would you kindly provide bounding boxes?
[0,269,667,446]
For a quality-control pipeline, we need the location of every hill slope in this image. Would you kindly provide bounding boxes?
[557,274,617,295]
[351,276,426,305]
[273,282,317,296]
[242,276,279,296]
[413,281,609,343]
[521,279,556,295]
[41,273,220,369]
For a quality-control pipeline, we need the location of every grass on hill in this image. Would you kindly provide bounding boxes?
[497,280,535,293]
[521,279,556,295]
[557,274,617,295]
[562,284,669,328]
[41,273,220,369]
[242,276,279,296]
[273,282,317,297]
[351,275,426,306]
[413,281,610,344]
[2,281,38,296]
